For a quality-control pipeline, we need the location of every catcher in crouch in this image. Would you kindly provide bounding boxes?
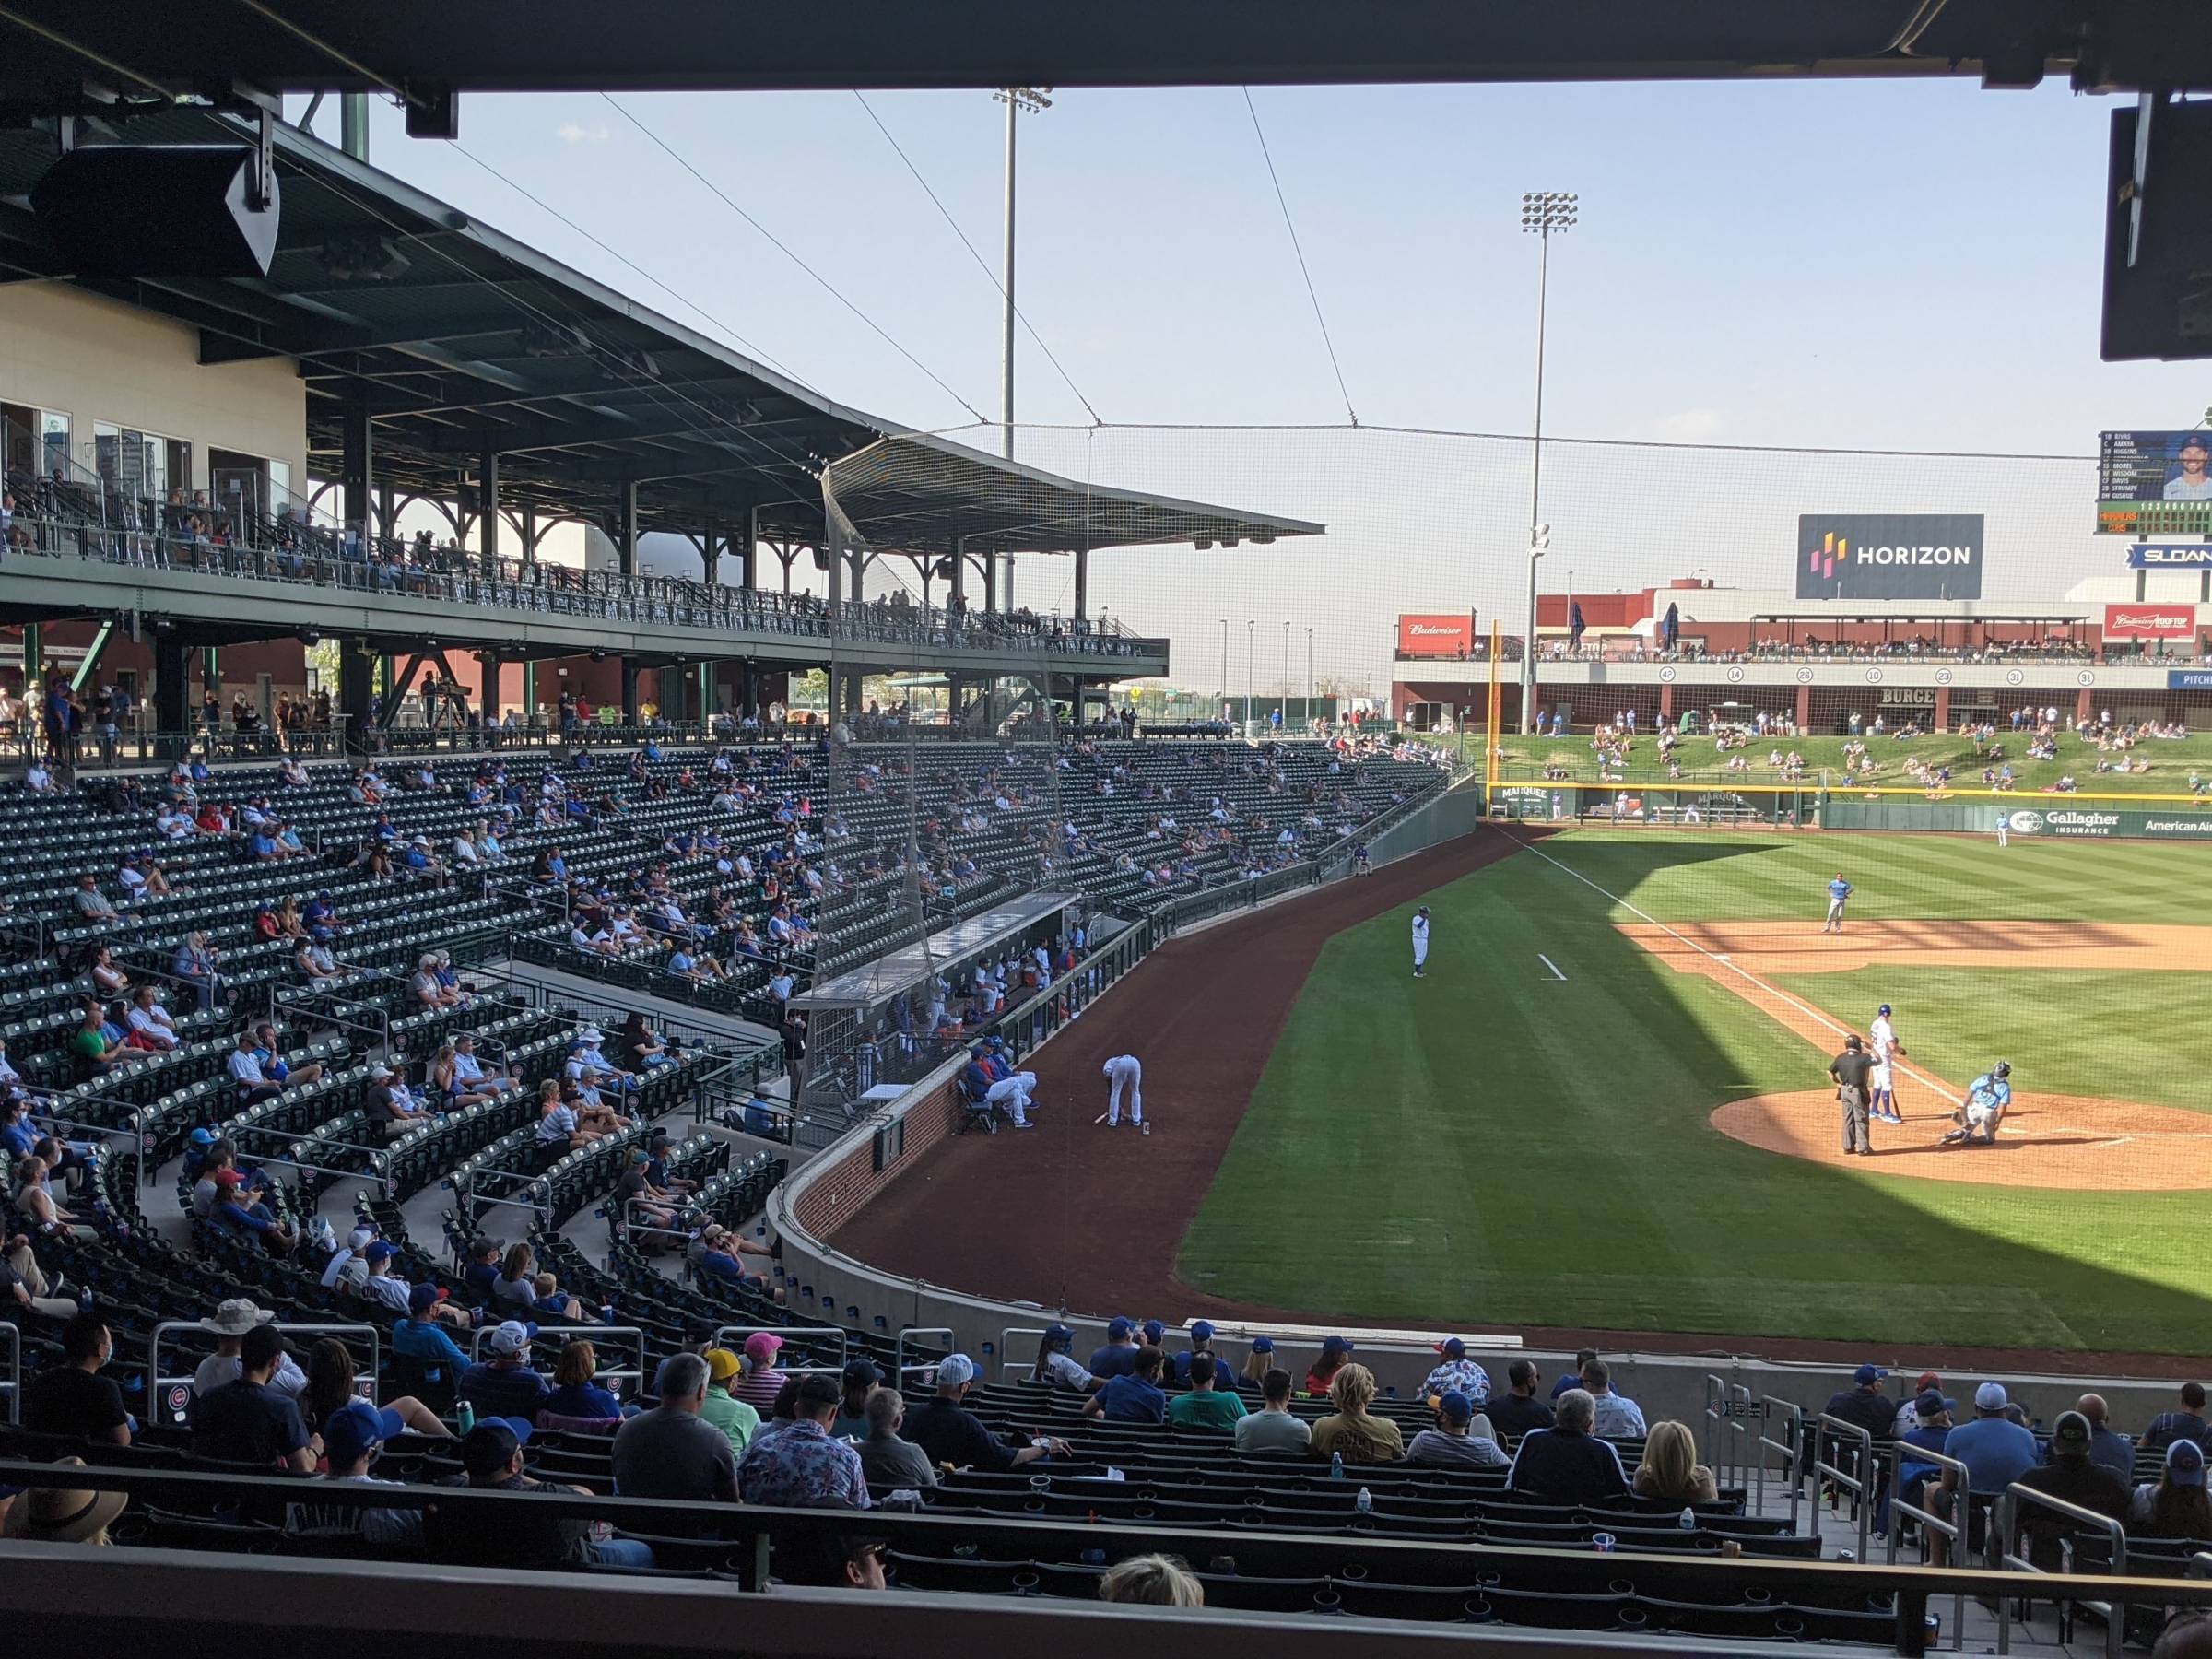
[1938,1062,2012,1147]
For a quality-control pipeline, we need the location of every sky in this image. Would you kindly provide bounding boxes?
[325,77,2208,697]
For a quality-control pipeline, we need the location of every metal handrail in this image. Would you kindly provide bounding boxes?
[1813,1412,1881,1564]
[895,1325,956,1386]
[1724,1382,1753,1492]
[1886,1442,1971,1650]
[1755,1393,1805,1533]
[147,1318,382,1413]
[468,1322,647,1394]
[997,1325,1053,1384]
[1999,1484,2130,1659]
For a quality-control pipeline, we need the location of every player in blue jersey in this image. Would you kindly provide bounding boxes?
[1939,1062,2012,1147]
[1821,873,1853,935]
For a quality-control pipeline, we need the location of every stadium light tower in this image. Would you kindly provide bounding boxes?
[1219,617,1230,712]
[1520,189,1577,734]
[1247,618,1256,734]
[994,85,1052,610]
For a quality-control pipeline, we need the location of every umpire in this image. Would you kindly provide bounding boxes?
[1830,1035,1874,1156]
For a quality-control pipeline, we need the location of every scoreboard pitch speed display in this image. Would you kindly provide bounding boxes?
[2099,430,2212,535]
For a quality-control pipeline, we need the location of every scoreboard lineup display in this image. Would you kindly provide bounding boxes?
[2099,429,2212,535]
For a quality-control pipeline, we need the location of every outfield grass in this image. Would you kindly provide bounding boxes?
[1177,829,2212,1355]
[1478,729,2212,798]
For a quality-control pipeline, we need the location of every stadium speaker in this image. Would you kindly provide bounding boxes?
[2101,100,2212,361]
[30,146,281,280]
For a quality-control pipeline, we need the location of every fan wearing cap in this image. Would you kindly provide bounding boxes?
[1030,1324,1100,1394]
[699,1348,764,1455]
[319,1226,380,1291]
[360,1241,472,1330]
[367,1063,432,1140]
[191,1323,314,1472]
[911,1353,1069,1468]
[1422,1337,1492,1407]
[2010,1409,2132,1570]
[1171,1322,1237,1392]
[2134,1438,2212,1540]
[1928,1382,2040,1553]
[1821,1364,1900,1443]
[281,1399,426,1548]
[831,1359,887,1441]
[461,1322,553,1421]
[731,1331,792,1412]
[1892,1371,1944,1439]
[435,1418,658,1570]
[736,1372,874,1510]
[1089,1317,1142,1382]
[1408,1390,1510,1469]
[193,1300,308,1401]
[1305,1335,1357,1400]
[410,953,462,1010]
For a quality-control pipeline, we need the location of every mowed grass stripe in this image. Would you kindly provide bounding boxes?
[1178,829,2212,1353]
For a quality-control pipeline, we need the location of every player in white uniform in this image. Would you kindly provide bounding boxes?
[1867,1003,1905,1124]
[1411,906,1431,979]
[1101,1053,1145,1133]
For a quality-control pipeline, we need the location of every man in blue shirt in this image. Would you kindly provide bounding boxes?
[1940,1062,2013,1147]
[1089,1318,1140,1380]
[1171,1321,1238,1390]
[1085,1347,1167,1425]
[1933,1382,2039,1565]
[1821,872,1853,934]
[460,1321,551,1421]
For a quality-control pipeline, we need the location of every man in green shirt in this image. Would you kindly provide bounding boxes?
[1166,1355,1247,1432]
[700,1347,761,1454]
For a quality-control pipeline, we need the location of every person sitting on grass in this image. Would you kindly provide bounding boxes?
[1310,1363,1405,1465]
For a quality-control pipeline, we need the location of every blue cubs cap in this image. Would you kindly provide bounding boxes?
[1191,1321,1215,1344]
[1854,1364,1888,1385]
[1106,1318,1132,1340]
[1251,1336,1275,1355]
[1439,1390,1475,1423]
[322,1399,398,1466]
[1877,1004,1891,1016]
[1043,1323,1074,1345]
[189,1127,217,1148]
[1142,1320,1164,1344]
[1436,1337,1467,1359]
[362,1241,396,1263]
[1914,1389,1956,1419]
[1323,1335,1355,1356]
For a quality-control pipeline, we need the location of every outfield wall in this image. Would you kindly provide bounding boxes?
[1825,800,2212,839]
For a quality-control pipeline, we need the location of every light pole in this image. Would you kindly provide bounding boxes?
[1305,627,1314,721]
[1520,189,1577,735]
[1246,618,1256,736]
[1218,617,1230,719]
[1281,619,1290,729]
[994,85,1052,611]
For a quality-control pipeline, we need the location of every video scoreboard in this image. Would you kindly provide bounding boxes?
[2099,430,2212,535]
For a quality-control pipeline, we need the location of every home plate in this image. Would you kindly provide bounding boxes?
[1714,955,1731,962]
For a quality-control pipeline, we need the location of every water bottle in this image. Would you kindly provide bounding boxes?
[1355,1486,1372,1515]
[1680,1506,1696,1531]
[1330,1452,1344,1481]
[455,1398,476,1434]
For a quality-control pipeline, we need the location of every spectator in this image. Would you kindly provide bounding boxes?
[1552,1349,1599,1401]
[1507,1389,1630,1505]
[1304,1334,1355,1399]
[1,1457,125,1545]
[284,1400,425,1548]
[1170,1320,1237,1391]
[857,1388,936,1488]
[1892,1371,1943,1439]
[191,1323,314,1470]
[2,1228,75,1322]
[460,1321,552,1421]
[1488,1359,1556,1439]
[544,1340,626,1424]
[731,1330,790,1412]
[1166,1354,1247,1432]
[434,1420,653,1571]
[227,1030,283,1107]
[191,1300,307,1399]
[1030,1323,1100,1394]
[301,1337,446,1440]
[1933,1382,2041,1558]
[19,1310,130,1445]
[1235,1367,1313,1454]
[460,1238,502,1307]
[1422,1337,1491,1406]
[1088,1316,1140,1380]
[1582,1358,1647,1439]
[2012,1409,2131,1571]
[1086,1345,1170,1426]
[1822,1363,1900,1441]
[736,1373,873,1509]
[698,1347,762,1455]
[2143,1382,2211,1453]
[2076,1393,2136,1486]
[393,1281,474,1378]
[909,1353,1065,1469]
[611,1352,736,1502]
[1879,1387,1957,1544]
[2133,1440,2212,1540]
[1310,1363,1405,1465]
[1098,1554,1205,1607]
[1407,1390,1510,1469]
[490,1242,542,1312]
[831,1359,884,1441]
[1632,1419,1719,1504]
[366,1064,431,1139]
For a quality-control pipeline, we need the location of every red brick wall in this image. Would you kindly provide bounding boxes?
[794,1073,968,1242]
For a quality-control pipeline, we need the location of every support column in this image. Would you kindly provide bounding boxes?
[478,652,501,724]
[2077,686,2095,724]
[521,660,537,726]
[20,622,41,696]
[520,505,537,567]
[341,394,375,543]
[740,504,760,590]
[738,659,758,718]
[1933,686,1951,732]
[1657,682,1674,722]
[615,479,639,580]
[848,548,866,606]
[696,661,714,726]
[621,660,641,725]
[151,633,187,759]
[700,513,720,586]
[1794,682,1811,734]
[950,535,967,609]
[478,451,500,574]
[202,646,220,700]
[1074,546,1088,620]
[984,550,999,612]
[338,639,374,755]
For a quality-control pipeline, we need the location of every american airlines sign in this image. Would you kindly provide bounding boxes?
[1795,513,1986,601]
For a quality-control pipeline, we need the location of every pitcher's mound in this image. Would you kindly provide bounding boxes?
[1712,1090,2212,1191]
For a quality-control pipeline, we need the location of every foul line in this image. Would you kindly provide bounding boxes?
[1537,953,1568,982]
[1494,827,1963,1108]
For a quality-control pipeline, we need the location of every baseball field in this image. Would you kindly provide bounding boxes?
[1176,828,2212,1357]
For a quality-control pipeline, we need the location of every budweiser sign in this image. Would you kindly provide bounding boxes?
[2103,603,2198,640]
[1396,613,1474,656]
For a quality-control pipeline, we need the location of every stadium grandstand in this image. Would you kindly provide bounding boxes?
[9,7,2212,1659]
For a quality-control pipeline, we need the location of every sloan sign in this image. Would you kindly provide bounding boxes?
[1395,613,1475,657]
[2103,603,2198,640]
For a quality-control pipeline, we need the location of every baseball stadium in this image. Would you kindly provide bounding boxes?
[11,6,2212,1658]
